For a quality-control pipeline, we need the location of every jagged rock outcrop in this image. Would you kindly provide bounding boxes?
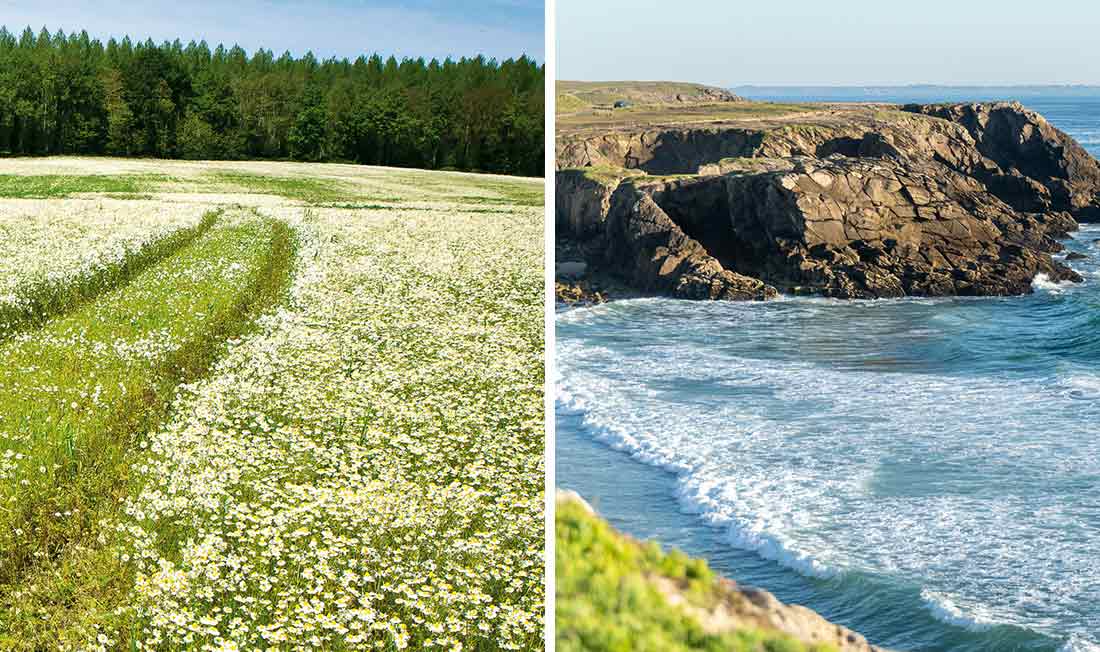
[602,184,776,300]
[558,128,765,176]
[904,102,1100,220]
[724,156,1076,297]
[555,168,622,239]
[557,101,1097,300]
[556,168,775,300]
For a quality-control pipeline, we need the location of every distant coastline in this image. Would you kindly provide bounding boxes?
[732,84,1100,101]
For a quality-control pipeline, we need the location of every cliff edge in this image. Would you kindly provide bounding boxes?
[557,490,889,652]
[556,100,1098,300]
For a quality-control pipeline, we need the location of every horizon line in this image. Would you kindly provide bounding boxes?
[558,79,1100,88]
[729,83,1100,88]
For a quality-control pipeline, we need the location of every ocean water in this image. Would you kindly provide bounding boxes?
[556,93,1100,652]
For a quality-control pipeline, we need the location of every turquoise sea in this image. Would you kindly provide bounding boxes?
[556,90,1100,651]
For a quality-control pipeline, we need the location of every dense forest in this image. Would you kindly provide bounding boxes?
[0,27,544,176]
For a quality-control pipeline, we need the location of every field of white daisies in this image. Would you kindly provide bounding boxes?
[0,158,545,651]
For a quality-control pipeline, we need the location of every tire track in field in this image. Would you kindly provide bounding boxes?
[0,209,221,342]
[0,210,297,637]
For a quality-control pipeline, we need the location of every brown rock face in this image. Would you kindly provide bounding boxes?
[557,128,764,176]
[601,185,777,300]
[904,102,1100,220]
[717,156,1078,298]
[557,102,1096,300]
[555,169,620,239]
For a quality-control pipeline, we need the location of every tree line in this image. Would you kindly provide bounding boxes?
[0,27,544,176]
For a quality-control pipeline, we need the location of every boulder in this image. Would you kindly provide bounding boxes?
[903,102,1100,220]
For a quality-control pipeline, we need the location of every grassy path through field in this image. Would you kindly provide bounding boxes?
[0,210,218,340]
[0,210,296,646]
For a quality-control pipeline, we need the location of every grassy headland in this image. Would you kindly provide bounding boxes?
[556,80,817,135]
[557,493,840,652]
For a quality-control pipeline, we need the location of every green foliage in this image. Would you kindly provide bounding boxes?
[0,173,168,198]
[0,211,216,337]
[0,214,296,647]
[557,498,837,652]
[177,113,218,159]
[0,26,544,175]
[288,85,328,161]
[206,170,351,203]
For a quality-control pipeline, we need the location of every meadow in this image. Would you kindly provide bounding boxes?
[0,157,544,651]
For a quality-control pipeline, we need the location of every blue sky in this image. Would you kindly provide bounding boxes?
[557,0,1100,85]
[0,0,544,61]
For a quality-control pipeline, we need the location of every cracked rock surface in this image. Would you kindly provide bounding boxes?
[557,102,1097,300]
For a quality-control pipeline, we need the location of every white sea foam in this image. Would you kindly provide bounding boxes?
[1060,635,1100,652]
[919,589,997,631]
[557,383,841,579]
[1032,272,1075,293]
[557,284,1100,643]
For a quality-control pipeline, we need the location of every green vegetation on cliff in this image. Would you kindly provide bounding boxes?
[557,495,837,652]
[557,80,740,110]
[574,165,646,186]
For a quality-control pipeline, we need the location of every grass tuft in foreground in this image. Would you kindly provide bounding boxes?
[557,495,837,652]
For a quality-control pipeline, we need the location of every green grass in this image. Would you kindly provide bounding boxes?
[103,192,154,200]
[0,174,170,198]
[318,202,521,214]
[451,191,543,207]
[558,102,819,135]
[0,213,297,648]
[564,165,647,187]
[557,93,590,114]
[0,211,218,339]
[440,179,543,208]
[556,81,739,108]
[557,497,837,652]
[387,170,544,208]
[206,170,354,203]
[465,187,542,207]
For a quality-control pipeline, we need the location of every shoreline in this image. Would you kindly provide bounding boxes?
[553,231,1099,651]
[555,392,1075,652]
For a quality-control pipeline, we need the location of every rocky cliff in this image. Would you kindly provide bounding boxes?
[557,102,1098,300]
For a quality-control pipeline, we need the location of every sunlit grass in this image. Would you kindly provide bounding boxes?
[104,203,545,650]
[0,211,217,339]
[0,158,544,651]
[0,174,170,198]
[557,497,837,652]
[205,170,354,203]
[0,213,295,648]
